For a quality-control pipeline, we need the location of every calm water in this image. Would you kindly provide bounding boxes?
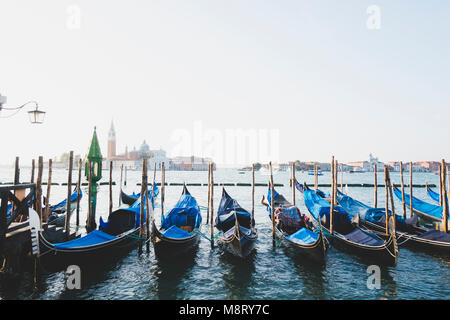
[0,167,448,300]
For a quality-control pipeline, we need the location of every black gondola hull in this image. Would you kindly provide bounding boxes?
[38,229,140,270]
[359,220,450,256]
[120,190,138,206]
[322,227,398,266]
[275,225,327,264]
[151,221,200,259]
[217,229,257,259]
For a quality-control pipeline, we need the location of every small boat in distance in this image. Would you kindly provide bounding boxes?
[307,170,323,176]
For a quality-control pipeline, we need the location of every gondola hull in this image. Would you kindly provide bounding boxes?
[322,227,398,266]
[38,229,140,270]
[275,225,327,264]
[151,220,200,258]
[121,190,139,206]
[358,219,450,256]
[217,229,257,259]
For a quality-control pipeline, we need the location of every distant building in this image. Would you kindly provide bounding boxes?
[348,154,384,172]
[105,121,170,170]
[104,121,213,171]
[170,156,214,171]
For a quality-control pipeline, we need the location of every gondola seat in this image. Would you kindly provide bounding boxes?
[286,228,319,245]
[345,229,384,246]
[160,225,193,238]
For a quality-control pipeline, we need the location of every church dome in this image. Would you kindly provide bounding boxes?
[140,140,150,153]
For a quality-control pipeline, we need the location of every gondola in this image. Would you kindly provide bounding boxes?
[392,185,444,223]
[262,185,327,264]
[215,188,257,258]
[297,182,398,266]
[46,188,83,226]
[151,186,202,258]
[38,197,144,269]
[335,190,450,255]
[120,183,159,206]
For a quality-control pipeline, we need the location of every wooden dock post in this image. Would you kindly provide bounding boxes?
[340,163,344,193]
[87,159,93,231]
[76,159,82,226]
[206,163,211,224]
[31,159,35,184]
[138,159,147,254]
[439,165,442,206]
[334,160,338,205]
[251,163,255,228]
[161,162,165,224]
[119,164,123,206]
[36,157,43,224]
[329,156,335,235]
[44,159,52,223]
[374,163,377,208]
[409,162,413,218]
[210,162,214,248]
[65,151,73,240]
[387,167,396,232]
[145,166,151,253]
[109,161,113,216]
[400,162,406,219]
[269,162,275,240]
[14,157,20,185]
[384,166,390,236]
[124,166,127,186]
[291,162,296,206]
[314,163,318,192]
[441,159,448,233]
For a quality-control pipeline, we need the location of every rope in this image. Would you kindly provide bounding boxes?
[193,230,222,242]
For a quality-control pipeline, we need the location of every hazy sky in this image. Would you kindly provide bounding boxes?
[1,0,449,167]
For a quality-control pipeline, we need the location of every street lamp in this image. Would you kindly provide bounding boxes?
[0,93,46,124]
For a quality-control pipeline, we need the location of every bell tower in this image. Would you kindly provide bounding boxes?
[108,120,116,159]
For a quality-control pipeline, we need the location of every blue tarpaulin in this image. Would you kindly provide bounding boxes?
[53,230,117,249]
[393,187,443,220]
[286,228,319,245]
[161,186,202,230]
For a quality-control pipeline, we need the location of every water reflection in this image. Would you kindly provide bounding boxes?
[218,249,256,299]
[149,251,197,299]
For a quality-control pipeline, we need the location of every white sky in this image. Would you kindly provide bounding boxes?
[1,0,449,167]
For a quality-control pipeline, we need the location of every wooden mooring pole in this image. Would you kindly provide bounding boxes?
[400,162,406,220]
[31,159,35,184]
[207,163,211,225]
[291,162,296,206]
[161,162,165,224]
[387,167,396,232]
[439,165,442,206]
[441,160,448,233]
[119,164,123,206]
[210,163,214,248]
[329,156,335,235]
[139,159,147,254]
[251,163,255,229]
[65,151,73,240]
[109,161,113,216]
[36,157,43,225]
[374,163,377,208]
[270,162,275,240]
[87,159,93,231]
[409,162,413,218]
[44,159,52,223]
[76,159,82,226]
[384,166,390,236]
